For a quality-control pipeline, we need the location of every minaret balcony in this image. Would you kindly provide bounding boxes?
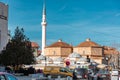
[41,22,47,26]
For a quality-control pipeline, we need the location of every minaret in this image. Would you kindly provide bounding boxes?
[41,0,47,55]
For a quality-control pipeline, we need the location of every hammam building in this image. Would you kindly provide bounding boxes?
[45,39,73,59]
[0,2,8,51]
[74,38,103,64]
[44,38,103,64]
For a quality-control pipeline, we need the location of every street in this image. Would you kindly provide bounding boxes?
[77,79,88,80]
[17,76,88,80]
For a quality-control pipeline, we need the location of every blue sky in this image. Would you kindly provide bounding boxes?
[1,0,120,49]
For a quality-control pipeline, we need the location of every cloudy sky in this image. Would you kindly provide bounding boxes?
[1,0,120,49]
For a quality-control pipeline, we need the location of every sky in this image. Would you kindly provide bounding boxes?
[1,0,120,49]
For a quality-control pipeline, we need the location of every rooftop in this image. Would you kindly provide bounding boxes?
[76,38,101,47]
[31,42,39,48]
[46,39,72,48]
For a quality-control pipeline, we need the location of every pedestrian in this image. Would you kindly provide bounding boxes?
[73,71,77,80]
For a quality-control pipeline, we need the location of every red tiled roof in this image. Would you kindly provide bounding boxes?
[31,42,39,48]
[76,38,101,47]
[103,46,118,54]
[46,40,72,48]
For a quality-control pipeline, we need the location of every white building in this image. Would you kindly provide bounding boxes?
[0,2,8,51]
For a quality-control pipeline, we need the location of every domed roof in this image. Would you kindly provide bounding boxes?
[54,57,64,62]
[76,38,101,47]
[46,39,72,48]
[69,52,81,58]
[78,57,87,62]
[36,55,53,62]
[36,55,45,60]
[46,57,53,62]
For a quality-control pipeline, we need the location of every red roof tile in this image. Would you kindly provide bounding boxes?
[103,46,118,54]
[76,38,101,47]
[31,42,39,48]
[46,40,72,48]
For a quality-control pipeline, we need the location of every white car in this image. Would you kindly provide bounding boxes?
[0,72,18,80]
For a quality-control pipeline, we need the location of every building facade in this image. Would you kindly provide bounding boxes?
[0,2,8,51]
[74,38,103,64]
[44,39,73,59]
[31,42,40,57]
[104,46,119,69]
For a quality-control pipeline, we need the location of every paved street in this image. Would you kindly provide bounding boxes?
[77,79,88,80]
[17,76,88,80]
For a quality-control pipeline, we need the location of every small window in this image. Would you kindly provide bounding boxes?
[60,67,64,72]
[60,68,68,72]
[83,51,85,54]
[53,51,56,55]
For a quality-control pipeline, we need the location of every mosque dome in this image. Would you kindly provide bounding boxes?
[76,38,101,47]
[54,57,64,62]
[69,52,81,58]
[78,57,87,62]
[90,59,95,63]
[46,39,72,48]
[36,55,45,60]
[46,57,53,62]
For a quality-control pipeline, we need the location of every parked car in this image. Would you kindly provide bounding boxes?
[5,66,14,74]
[87,69,94,80]
[0,72,18,80]
[89,69,111,80]
[43,66,73,78]
[111,69,119,80]
[73,68,88,79]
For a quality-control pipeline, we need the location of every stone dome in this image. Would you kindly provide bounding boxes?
[54,57,64,62]
[46,39,72,48]
[69,52,81,58]
[36,55,45,60]
[90,59,95,63]
[78,57,87,62]
[46,57,53,62]
[76,38,101,47]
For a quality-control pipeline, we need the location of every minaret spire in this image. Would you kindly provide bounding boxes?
[41,0,47,55]
[42,0,46,22]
